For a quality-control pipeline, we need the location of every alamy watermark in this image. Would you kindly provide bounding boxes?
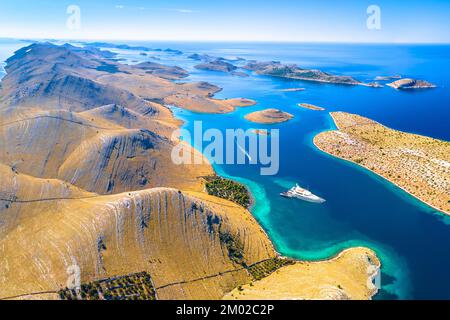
[66,5,81,31]
[367,5,381,30]
[171,121,280,176]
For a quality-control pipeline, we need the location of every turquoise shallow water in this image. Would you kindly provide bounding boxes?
[1,40,450,299]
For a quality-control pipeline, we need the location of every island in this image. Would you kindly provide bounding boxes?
[374,75,402,81]
[243,60,433,90]
[83,41,153,52]
[245,109,294,124]
[195,59,237,73]
[298,103,325,111]
[163,48,183,55]
[189,53,245,63]
[279,88,306,92]
[366,82,384,88]
[314,112,450,215]
[244,61,363,85]
[188,53,210,61]
[387,78,436,89]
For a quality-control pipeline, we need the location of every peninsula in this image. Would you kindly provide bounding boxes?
[314,112,450,215]
[224,247,380,300]
[165,94,256,113]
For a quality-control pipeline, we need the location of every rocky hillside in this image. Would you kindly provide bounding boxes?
[0,43,379,300]
[0,187,275,300]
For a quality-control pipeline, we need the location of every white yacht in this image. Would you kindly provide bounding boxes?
[280,184,326,203]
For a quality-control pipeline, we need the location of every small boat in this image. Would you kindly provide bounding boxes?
[280,184,326,203]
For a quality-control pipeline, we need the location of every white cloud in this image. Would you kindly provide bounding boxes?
[175,9,195,13]
[162,8,197,14]
[116,7,196,14]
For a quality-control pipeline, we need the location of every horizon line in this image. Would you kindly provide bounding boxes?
[1,36,450,46]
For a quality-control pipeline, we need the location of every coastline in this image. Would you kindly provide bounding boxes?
[169,105,382,300]
[313,113,450,217]
[224,247,381,300]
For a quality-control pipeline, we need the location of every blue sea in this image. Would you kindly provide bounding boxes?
[1,39,450,299]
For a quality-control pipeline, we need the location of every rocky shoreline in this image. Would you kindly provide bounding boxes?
[314,112,450,215]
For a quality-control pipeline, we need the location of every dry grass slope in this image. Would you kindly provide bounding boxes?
[315,112,450,215]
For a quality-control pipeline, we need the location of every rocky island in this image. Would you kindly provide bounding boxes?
[299,103,325,111]
[387,78,437,89]
[194,58,249,77]
[195,59,237,73]
[279,88,306,92]
[244,61,363,85]
[314,112,450,215]
[374,75,402,81]
[245,109,294,124]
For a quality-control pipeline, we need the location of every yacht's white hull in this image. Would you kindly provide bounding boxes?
[280,190,326,203]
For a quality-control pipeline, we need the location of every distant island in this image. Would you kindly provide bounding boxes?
[387,78,436,89]
[374,75,402,81]
[188,53,245,63]
[81,41,183,55]
[314,112,450,215]
[279,88,306,92]
[298,103,325,111]
[244,61,370,86]
[194,57,249,77]
[245,109,294,124]
[195,59,237,73]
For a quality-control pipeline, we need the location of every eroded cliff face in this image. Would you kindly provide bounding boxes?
[0,188,274,300]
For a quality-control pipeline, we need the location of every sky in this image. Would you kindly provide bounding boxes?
[1,0,450,43]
